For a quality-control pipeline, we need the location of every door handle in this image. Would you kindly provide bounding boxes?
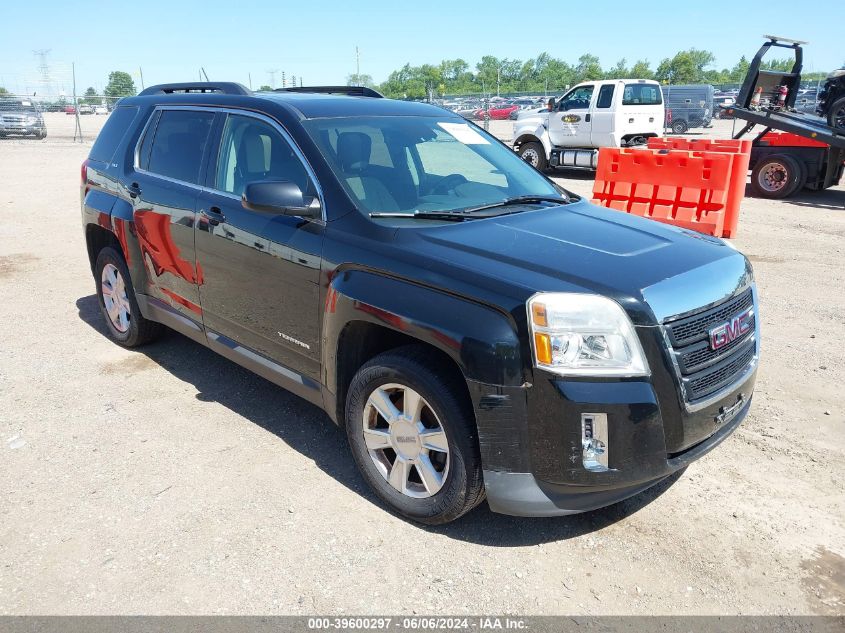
[127,182,141,199]
[201,206,226,226]
[585,113,591,122]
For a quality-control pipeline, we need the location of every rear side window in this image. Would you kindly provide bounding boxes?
[88,106,139,163]
[596,85,615,109]
[623,84,662,105]
[146,110,214,184]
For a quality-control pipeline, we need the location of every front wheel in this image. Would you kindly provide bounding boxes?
[826,96,845,130]
[518,141,548,171]
[345,346,485,524]
[671,119,688,134]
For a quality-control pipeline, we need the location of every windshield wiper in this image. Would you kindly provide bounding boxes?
[457,195,570,215]
[368,210,478,221]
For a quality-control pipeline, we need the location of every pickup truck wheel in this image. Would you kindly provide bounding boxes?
[671,119,688,134]
[750,154,803,199]
[827,96,845,130]
[345,347,485,524]
[94,246,163,347]
[518,142,547,171]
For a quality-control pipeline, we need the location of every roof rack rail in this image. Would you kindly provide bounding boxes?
[138,82,251,96]
[274,85,384,98]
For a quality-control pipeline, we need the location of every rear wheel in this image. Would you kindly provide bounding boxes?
[671,119,688,134]
[518,141,548,171]
[345,346,485,524]
[826,96,845,130]
[750,154,805,199]
[95,246,163,347]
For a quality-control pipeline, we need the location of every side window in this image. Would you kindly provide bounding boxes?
[146,110,214,183]
[623,84,663,105]
[559,86,594,111]
[596,85,615,109]
[215,114,313,198]
[137,111,160,170]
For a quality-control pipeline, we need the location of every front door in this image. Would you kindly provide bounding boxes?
[194,112,324,383]
[548,84,595,148]
[129,108,216,322]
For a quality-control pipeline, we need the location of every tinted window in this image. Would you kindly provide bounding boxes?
[215,114,313,198]
[147,110,214,184]
[596,85,615,109]
[623,84,663,105]
[89,106,139,163]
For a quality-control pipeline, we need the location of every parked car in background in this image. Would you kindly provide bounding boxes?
[713,93,736,119]
[65,105,77,115]
[474,103,519,120]
[78,105,94,115]
[662,84,714,133]
[0,98,47,139]
[94,105,109,115]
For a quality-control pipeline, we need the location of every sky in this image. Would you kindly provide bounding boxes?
[0,0,841,96]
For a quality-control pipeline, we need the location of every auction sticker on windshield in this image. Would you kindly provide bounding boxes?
[437,121,490,145]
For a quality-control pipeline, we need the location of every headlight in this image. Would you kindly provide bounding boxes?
[527,293,649,377]
[26,116,37,124]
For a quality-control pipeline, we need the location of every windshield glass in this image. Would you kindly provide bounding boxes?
[302,116,561,216]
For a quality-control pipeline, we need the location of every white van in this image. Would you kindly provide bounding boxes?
[512,79,664,170]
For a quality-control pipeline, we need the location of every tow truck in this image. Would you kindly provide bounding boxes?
[724,36,845,199]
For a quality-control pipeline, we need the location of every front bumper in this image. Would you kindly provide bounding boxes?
[483,392,751,516]
[0,123,45,135]
[471,362,756,517]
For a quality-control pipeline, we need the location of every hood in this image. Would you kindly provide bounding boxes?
[411,200,749,325]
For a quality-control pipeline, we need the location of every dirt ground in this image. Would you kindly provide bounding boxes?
[0,113,843,615]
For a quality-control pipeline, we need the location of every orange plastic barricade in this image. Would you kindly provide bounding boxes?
[592,147,733,237]
[646,137,752,238]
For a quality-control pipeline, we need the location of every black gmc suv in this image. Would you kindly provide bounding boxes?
[81,83,759,524]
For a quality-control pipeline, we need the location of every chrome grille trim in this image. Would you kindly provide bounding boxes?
[661,285,760,410]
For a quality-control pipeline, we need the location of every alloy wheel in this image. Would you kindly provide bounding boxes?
[362,383,450,498]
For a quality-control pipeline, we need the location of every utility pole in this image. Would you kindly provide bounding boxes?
[267,69,279,89]
[282,71,286,88]
[139,67,145,90]
[33,49,51,89]
[356,45,360,79]
[248,73,252,90]
[497,66,501,97]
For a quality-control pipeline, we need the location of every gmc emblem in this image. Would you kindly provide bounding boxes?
[709,308,754,351]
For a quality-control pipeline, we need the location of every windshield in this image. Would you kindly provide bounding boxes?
[0,99,38,113]
[302,116,562,216]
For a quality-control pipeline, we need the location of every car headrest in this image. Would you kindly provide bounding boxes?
[337,132,372,172]
[241,129,269,173]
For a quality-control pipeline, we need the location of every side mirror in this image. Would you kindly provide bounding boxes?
[242,180,321,218]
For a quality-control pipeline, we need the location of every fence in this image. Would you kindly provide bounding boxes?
[0,94,125,143]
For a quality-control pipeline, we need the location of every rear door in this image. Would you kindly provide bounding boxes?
[194,111,324,383]
[547,84,595,148]
[590,83,616,146]
[129,107,216,322]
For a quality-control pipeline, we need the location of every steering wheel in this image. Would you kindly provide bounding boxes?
[429,173,469,195]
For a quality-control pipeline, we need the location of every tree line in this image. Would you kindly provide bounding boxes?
[349,49,832,99]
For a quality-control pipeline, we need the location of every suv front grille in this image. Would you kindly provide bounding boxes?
[663,288,756,402]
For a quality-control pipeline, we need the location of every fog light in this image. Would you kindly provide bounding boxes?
[581,413,610,472]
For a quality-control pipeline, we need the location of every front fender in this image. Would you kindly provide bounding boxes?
[324,268,525,390]
[512,118,552,158]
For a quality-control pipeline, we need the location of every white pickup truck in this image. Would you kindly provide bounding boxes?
[513,79,665,170]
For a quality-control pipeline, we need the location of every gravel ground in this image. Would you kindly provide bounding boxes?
[0,114,843,615]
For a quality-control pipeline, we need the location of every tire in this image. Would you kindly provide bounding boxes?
[518,141,548,171]
[345,345,485,525]
[826,96,845,130]
[750,154,804,199]
[671,119,688,134]
[94,246,163,347]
